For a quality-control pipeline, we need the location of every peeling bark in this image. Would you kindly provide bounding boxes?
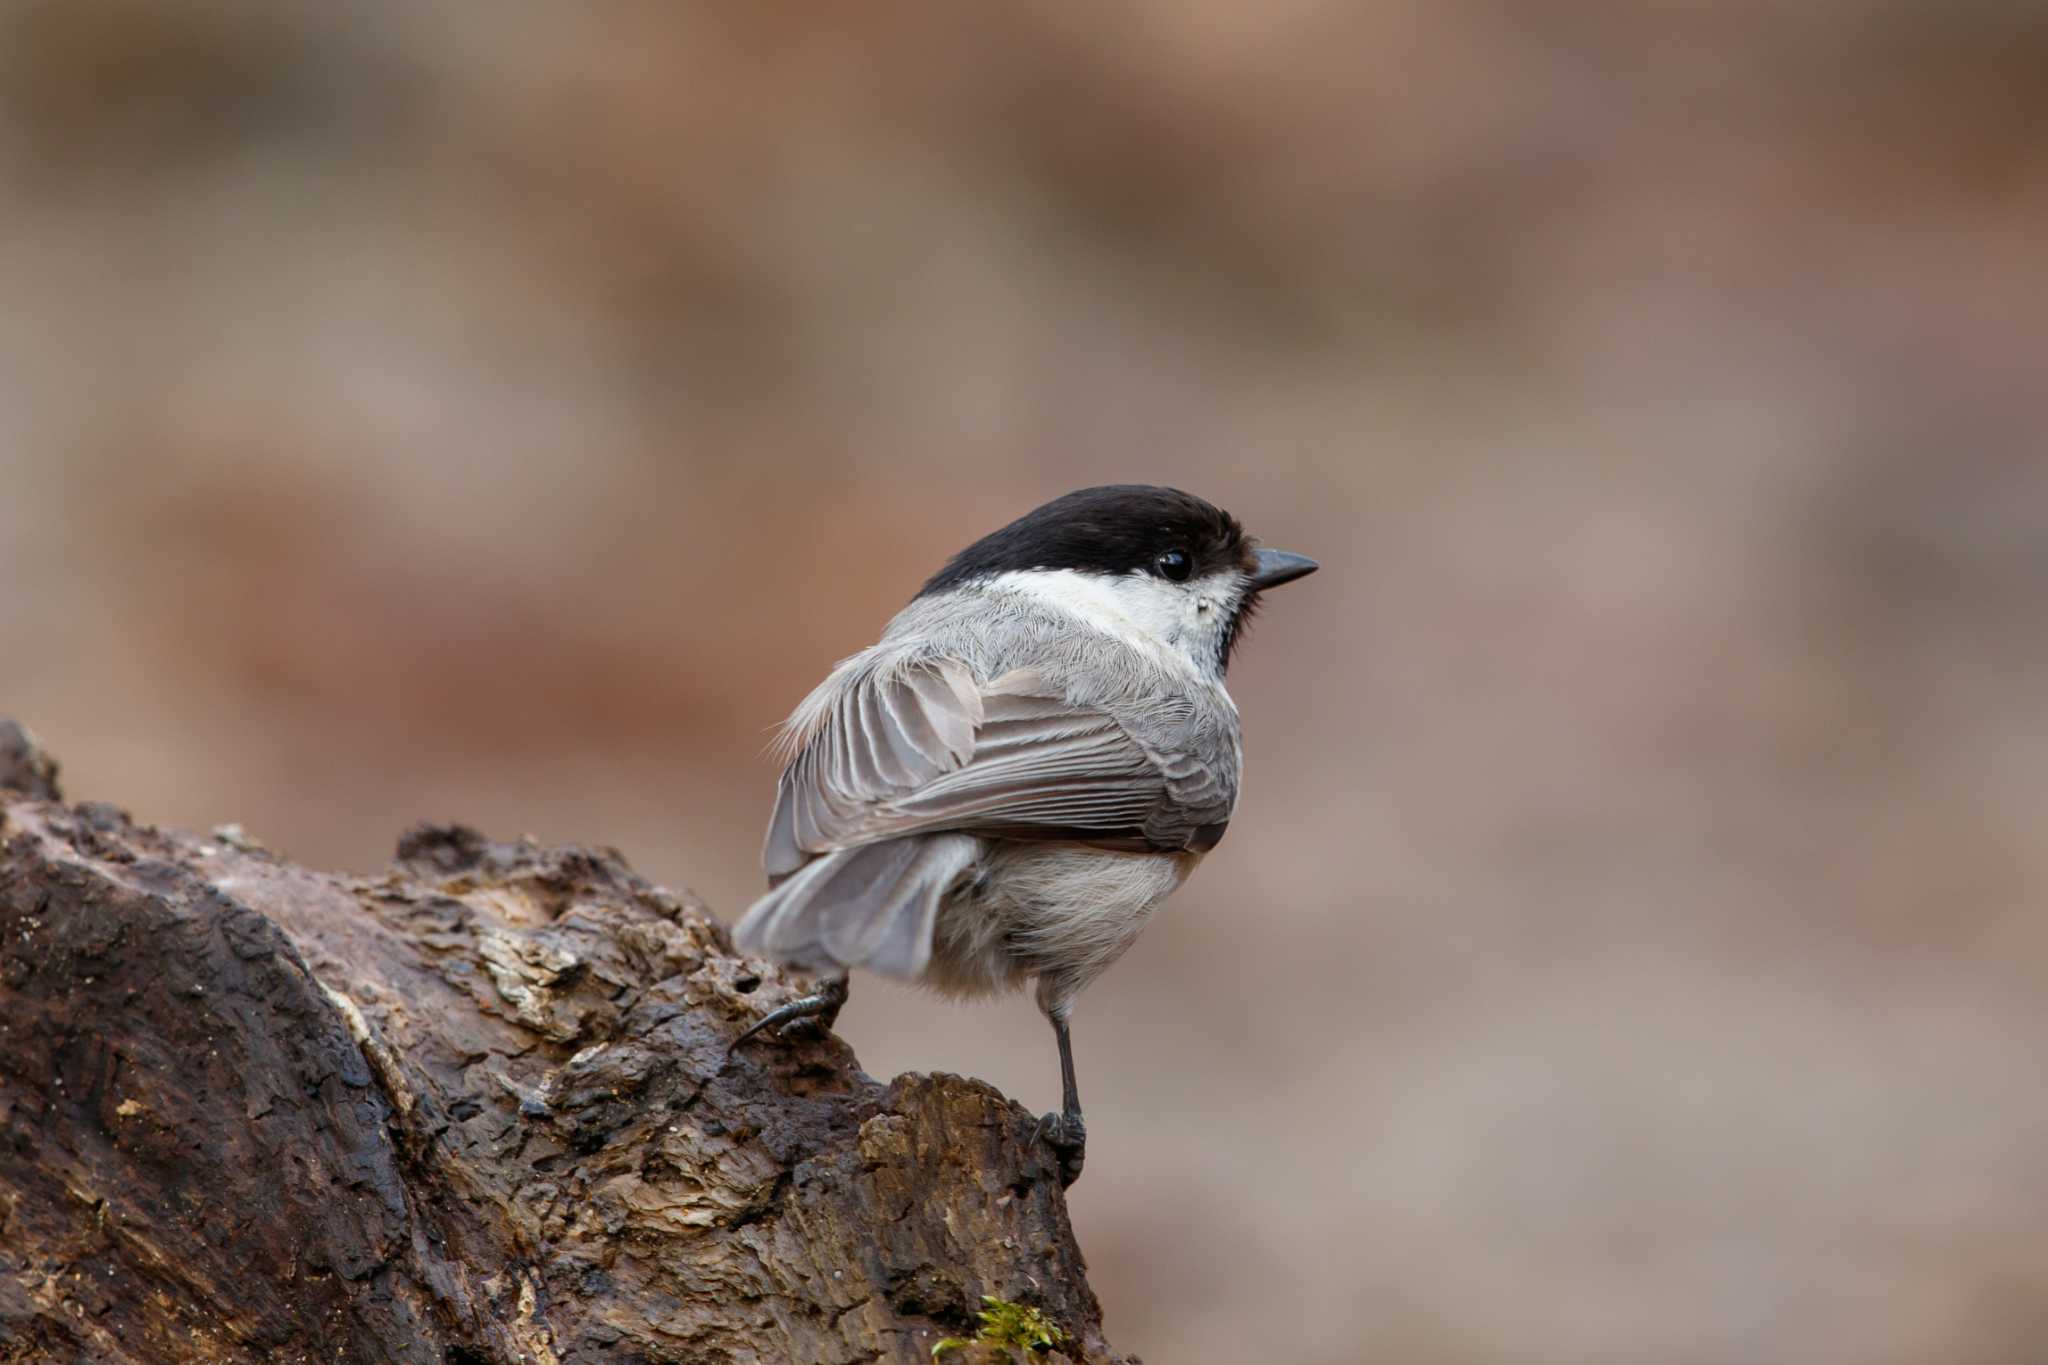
[0,721,1128,1364]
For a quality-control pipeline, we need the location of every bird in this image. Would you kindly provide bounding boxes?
[729,484,1317,1186]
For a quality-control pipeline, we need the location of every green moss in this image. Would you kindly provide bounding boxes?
[931,1296,1069,1358]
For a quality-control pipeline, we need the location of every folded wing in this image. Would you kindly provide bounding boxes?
[762,660,1229,882]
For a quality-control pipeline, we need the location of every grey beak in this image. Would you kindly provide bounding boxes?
[1250,547,1319,590]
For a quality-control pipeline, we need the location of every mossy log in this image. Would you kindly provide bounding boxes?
[0,721,1127,1364]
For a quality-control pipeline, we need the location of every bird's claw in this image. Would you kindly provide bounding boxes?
[1034,1110,1086,1188]
[727,977,850,1057]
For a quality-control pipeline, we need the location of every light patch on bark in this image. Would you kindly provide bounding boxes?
[317,978,416,1116]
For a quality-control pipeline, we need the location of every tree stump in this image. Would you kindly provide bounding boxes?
[0,720,1129,1364]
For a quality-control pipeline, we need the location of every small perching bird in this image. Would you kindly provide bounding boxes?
[732,485,1317,1185]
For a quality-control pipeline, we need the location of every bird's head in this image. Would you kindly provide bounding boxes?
[917,484,1317,677]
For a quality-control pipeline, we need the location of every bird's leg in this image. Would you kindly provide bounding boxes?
[728,973,849,1054]
[1032,1012,1086,1188]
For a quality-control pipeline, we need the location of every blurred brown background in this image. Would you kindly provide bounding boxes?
[4,2,2047,1361]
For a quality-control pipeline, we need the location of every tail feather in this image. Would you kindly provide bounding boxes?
[734,835,978,981]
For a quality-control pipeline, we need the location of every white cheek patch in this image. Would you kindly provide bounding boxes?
[1191,573,1244,618]
[989,568,1245,678]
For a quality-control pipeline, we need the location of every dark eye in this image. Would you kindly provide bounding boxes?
[1154,548,1192,582]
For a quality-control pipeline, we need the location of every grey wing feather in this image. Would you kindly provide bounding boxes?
[736,833,979,979]
[762,660,1233,879]
[763,658,982,880]
[740,657,1233,981]
[893,691,1159,831]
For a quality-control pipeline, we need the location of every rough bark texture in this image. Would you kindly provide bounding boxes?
[0,720,1128,1365]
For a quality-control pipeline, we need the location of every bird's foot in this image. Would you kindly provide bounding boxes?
[727,976,849,1055]
[1034,1109,1086,1189]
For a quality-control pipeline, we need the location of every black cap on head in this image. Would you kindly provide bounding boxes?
[918,485,1254,598]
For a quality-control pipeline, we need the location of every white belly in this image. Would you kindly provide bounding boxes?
[926,841,1202,1012]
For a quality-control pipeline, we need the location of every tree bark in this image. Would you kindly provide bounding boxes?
[0,721,1129,1364]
